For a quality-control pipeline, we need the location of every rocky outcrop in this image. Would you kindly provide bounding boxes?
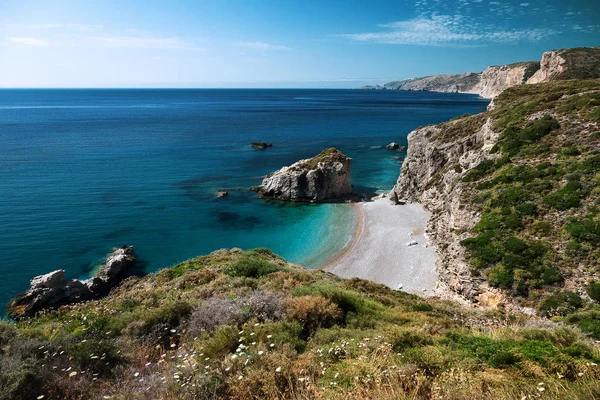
[473,62,539,99]
[251,142,272,150]
[376,47,600,99]
[384,72,481,94]
[527,47,600,83]
[258,148,352,202]
[8,246,135,319]
[391,115,500,301]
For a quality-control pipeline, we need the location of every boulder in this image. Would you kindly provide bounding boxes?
[8,246,136,319]
[257,148,353,202]
[97,246,135,279]
[218,191,229,197]
[30,270,66,289]
[251,142,272,150]
[387,142,400,150]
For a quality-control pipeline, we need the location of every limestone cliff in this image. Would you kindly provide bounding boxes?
[383,72,481,94]
[392,80,600,310]
[258,148,352,202]
[392,114,499,301]
[473,62,539,99]
[527,47,600,83]
[377,47,600,99]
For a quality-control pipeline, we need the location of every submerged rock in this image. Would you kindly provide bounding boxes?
[257,148,353,202]
[251,142,272,150]
[218,190,229,197]
[8,246,135,319]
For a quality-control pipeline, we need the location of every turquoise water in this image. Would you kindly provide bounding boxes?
[0,89,489,310]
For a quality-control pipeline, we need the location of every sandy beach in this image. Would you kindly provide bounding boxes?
[325,197,438,295]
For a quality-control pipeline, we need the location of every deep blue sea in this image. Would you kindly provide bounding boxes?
[0,89,489,311]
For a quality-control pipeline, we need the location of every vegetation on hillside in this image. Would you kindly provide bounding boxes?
[455,80,600,332]
[1,249,600,399]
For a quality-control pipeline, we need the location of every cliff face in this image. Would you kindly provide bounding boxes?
[384,72,481,94]
[374,47,600,99]
[392,80,600,309]
[392,114,500,300]
[527,47,600,83]
[474,62,539,99]
[258,148,352,202]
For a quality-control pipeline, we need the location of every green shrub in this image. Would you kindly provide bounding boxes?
[224,257,280,278]
[544,181,582,210]
[488,264,514,289]
[587,282,600,302]
[70,339,124,377]
[561,146,581,157]
[462,159,496,182]
[515,202,538,216]
[538,292,583,317]
[566,310,600,339]
[566,216,600,242]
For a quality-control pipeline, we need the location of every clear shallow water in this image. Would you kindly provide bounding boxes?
[0,89,489,310]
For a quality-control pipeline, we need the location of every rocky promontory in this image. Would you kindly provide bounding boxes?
[257,148,353,201]
[366,47,600,99]
[8,246,135,318]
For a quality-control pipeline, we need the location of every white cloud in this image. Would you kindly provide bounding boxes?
[234,41,290,51]
[8,37,50,46]
[339,15,557,47]
[89,36,204,51]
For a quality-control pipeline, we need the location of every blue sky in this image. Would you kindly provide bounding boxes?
[0,0,598,88]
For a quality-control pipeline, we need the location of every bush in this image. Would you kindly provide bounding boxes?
[224,257,280,278]
[544,181,582,210]
[587,282,600,302]
[538,292,583,317]
[284,295,341,337]
[462,159,496,182]
[566,310,600,339]
[566,216,600,242]
[188,292,284,335]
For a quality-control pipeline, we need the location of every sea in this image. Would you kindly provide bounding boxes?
[0,89,489,311]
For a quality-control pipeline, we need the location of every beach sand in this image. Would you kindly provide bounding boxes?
[325,197,438,296]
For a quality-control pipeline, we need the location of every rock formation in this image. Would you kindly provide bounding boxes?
[387,142,400,150]
[371,47,600,99]
[251,142,272,149]
[473,62,539,99]
[391,115,498,301]
[8,246,135,318]
[257,148,352,202]
[527,47,600,83]
[383,72,481,94]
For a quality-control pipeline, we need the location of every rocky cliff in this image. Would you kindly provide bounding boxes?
[527,47,600,83]
[473,62,540,99]
[392,114,498,301]
[392,79,600,310]
[258,148,353,202]
[369,47,600,99]
[383,72,481,93]
[8,246,135,318]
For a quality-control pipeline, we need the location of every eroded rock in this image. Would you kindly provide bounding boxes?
[257,148,353,202]
[8,246,135,319]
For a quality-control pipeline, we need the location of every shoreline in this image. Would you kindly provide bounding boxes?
[323,196,438,296]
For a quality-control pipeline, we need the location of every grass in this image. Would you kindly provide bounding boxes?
[2,248,600,399]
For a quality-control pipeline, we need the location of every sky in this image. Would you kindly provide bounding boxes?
[0,0,599,88]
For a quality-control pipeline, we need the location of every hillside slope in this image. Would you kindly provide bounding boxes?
[393,79,600,318]
[1,248,600,399]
